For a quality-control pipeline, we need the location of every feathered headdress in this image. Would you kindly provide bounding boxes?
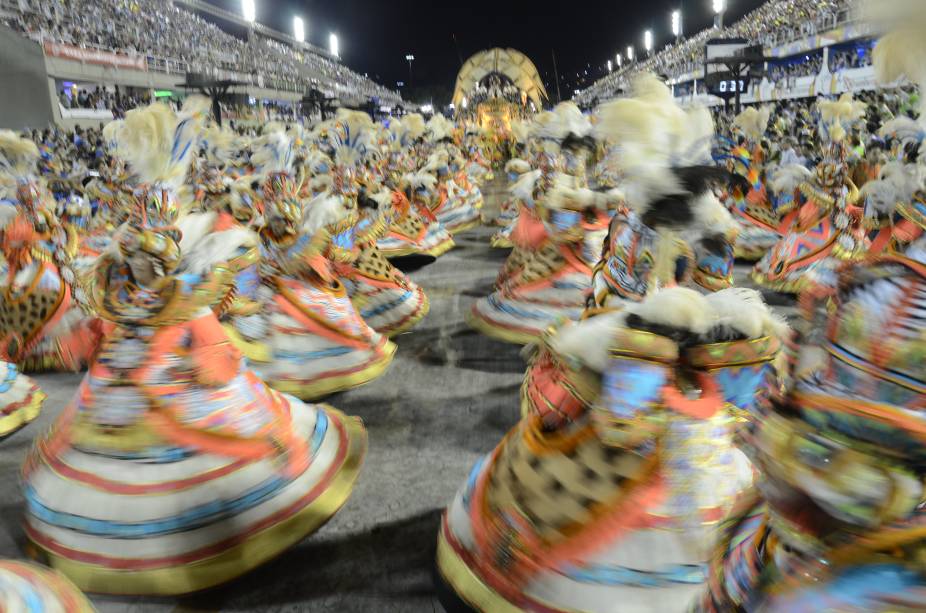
[107,95,211,187]
[594,73,716,216]
[817,93,867,144]
[328,109,376,167]
[510,119,530,145]
[395,113,426,148]
[426,114,455,143]
[734,106,772,144]
[250,127,295,176]
[533,102,592,147]
[0,130,40,178]
[201,123,240,166]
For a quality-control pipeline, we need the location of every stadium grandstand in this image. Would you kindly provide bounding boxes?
[0,0,402,128]
[575,0,872,108]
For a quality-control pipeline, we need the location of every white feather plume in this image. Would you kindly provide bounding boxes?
[769,164,813,196]
[301,193,351,235]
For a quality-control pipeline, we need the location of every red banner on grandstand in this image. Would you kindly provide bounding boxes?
[43,42,147,72]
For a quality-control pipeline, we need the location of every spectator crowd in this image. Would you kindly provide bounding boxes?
[3,0,401,105]
[575,0,859,106]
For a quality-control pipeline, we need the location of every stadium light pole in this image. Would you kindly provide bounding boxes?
[644,30,653,56]
[293,16,304,43]
[713,0,726,29]
[329,33,339,58]
[672,10,682,42]
[241,0,255,23]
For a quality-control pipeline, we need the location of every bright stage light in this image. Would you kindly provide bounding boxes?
[607,59,612,72]
[672,10,682,37]
[616,53,622,67]
[329,33,339,58]
[241,0,255,23]
[644,30,653,53]
[293,16,304,42]
[713,0,726,14]
[627,46,634,61]
[405,54,415,61]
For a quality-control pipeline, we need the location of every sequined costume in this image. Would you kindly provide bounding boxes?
[0,131,101,373]
[721,108,795,261]
[698,240,926,612]
[437,77,778,613]
[753,96,870,294]
[469,103,617,345]
[22,101,367,595]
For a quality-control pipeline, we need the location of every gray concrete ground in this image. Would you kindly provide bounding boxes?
[1,178,796,611]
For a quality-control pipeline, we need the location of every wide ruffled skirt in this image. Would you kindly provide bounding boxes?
[0,361,45,438]
[240,276,396,399]
[377,208,455,258]
[469,245,591,345]
[0,560,94,611]
[437,414,753,612]
[22,314,367,595]
[341,248,430,337]
[435,194,482,235]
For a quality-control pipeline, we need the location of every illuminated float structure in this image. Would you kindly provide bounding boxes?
[452,48,548,175]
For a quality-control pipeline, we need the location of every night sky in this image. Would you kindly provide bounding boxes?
[205,0,766,102]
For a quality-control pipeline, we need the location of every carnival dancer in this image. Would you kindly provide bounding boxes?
[22,100,367,595]
[724,107,795,261]
[523,74,743,433]
[752,94,870,293]
[240,127,396,399]
[377,114,456,258]
[437,285,786,613]
[324,110,430,336]
[0,131,100,372]
[698,7,926,606]
[698,241,926,612]
[467,102,618,344]
[419,114,483,235]
[489,119,532,248]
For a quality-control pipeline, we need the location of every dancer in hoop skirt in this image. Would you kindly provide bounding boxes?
[698,8,926,607]
[0,131,101,373]
[242,128,396,399]
[22,100,366,595]
[436,76,786,613]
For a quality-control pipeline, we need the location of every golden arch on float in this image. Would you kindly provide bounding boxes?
[452,48,548,109]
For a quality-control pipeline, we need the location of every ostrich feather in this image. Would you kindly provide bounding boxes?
[301,192,351,236]
[250,130,294,176]
[0,130,39,176]
[112,97,210,186]
[734,106,772,143]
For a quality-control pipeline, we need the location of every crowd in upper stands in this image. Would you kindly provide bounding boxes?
[575,0,859,106]
[57,85,149,118]
[2,0,401,104]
